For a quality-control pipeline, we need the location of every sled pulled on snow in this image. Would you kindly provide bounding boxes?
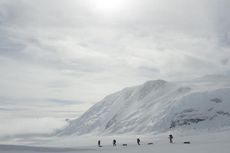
[147,143,153,145]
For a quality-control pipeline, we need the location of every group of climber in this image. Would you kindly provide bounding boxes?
[97,134,173,147]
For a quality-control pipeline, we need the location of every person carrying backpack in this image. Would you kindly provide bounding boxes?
[113,139,116,146]
[137,138,140,145]
[169,134,173,143]
[98,140,101,147]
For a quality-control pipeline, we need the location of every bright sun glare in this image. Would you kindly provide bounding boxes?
[89,0,126,15]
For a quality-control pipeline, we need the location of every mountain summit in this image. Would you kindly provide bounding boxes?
[58,75,230,135]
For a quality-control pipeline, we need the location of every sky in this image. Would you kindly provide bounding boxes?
[0,0,230,136]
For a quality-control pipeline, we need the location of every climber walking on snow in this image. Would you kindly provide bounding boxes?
[113,139,116,146]
[98,140,102,147]
[169,134,173,143]
[137,138,140,145]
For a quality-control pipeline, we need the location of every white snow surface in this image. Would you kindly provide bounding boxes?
[1,129,230,153]
[58,75,230,136]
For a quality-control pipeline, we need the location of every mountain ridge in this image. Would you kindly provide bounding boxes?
[58,75,230,136]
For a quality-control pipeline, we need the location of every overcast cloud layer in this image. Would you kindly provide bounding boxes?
[0,0,230,135]
[1,0,230,103]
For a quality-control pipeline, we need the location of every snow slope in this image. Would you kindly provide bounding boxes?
[58,75,230,135]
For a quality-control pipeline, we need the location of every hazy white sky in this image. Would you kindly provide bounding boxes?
[0,0,230,136]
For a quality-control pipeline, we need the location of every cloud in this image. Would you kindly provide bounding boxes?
[0,0,229,100]
[0,97,92,137]
[0,117,66,137]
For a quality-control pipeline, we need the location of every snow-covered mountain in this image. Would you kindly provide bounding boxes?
[58,75,230,136]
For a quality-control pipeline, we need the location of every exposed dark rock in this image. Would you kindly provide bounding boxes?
[216,111,230,116]
[210,98,223,103]
[170,118,206,128]
[177,87,191,93]
[105,115,117,129]
[209,115,218,120]
[208,108,214,111]
[175,109,197,116]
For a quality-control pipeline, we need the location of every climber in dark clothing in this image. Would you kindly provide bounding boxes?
[169,134,173,143]
[137,138,140,145]
[113,139,116,146]
[98,140,101,147]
